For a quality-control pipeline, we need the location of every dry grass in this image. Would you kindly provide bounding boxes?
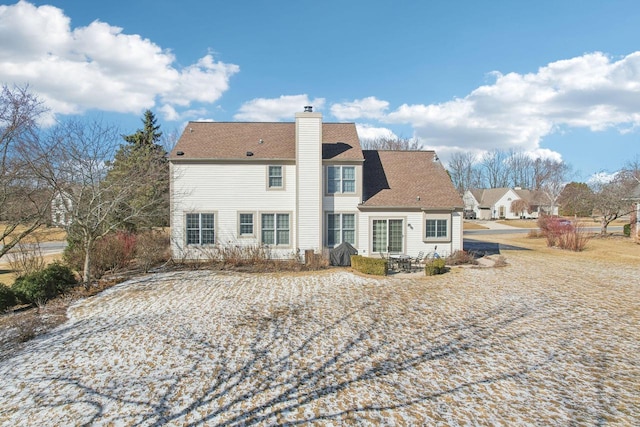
[1,223,67,243]
[463,221,489,230]
[497,217,629,229]
[473,231,640,266]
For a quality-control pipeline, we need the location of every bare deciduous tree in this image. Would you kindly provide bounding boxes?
[479,149,510,188]
[360,136,422,151]
[0,85,49,259]
[448,151,480,194]
[590,174,636,235]
[510,199,530,218]
[29,119,169,284]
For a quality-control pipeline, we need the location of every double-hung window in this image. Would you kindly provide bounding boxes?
[268,165,283,189]
[239,213,254,236]
[327,213,356,246]
[186,213,215,245]
[327,166,356,194]
[261,213,290,245]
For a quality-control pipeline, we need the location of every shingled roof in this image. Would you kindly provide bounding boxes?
[169,121,363,161]
[361,150,463,209]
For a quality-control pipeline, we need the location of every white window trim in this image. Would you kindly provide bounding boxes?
[185,212,217,246]
[266,165,285,190]
[326,212,357,247]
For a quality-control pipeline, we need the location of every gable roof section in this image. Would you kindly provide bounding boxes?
[361,150,463,209]
[513,188,551,206]
[169,121,363,161]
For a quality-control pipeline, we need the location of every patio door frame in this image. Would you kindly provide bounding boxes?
[371,217,405,254]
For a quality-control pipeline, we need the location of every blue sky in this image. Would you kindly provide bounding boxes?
[1,0,640,181]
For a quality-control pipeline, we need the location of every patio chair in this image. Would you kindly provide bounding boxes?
[412,251,425,271]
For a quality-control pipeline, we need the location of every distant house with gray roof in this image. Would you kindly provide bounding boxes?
[168,107,463,260]
[463,187,558,220]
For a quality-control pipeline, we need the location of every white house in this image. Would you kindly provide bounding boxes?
[169,107,463,260]
[464,187,558,220]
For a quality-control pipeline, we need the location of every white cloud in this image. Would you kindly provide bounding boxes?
[0,1,239,121]
[234,95,325,121]
[355,124,397,141]
[358,51,640,164]
[330,96,389,120]
[588,171,619,185]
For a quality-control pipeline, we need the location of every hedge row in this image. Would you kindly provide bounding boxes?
[350,255,387,276]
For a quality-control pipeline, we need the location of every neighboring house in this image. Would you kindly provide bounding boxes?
[168,107,463,260]
[463,187,558,220]
[51,191,72,227]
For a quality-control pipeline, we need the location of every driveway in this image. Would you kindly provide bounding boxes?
[0,251,638,425]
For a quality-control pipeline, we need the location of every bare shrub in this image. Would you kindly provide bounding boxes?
[493,256,508,268]
[445,250,478,266]
[527,229,540,238]
[135,230,170,272]
[556,224,593,252]
[537,215,591,251]
[538,215,574,248]
[7,240,45,276]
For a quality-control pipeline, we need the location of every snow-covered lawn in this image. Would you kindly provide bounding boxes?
[0,252,638,426]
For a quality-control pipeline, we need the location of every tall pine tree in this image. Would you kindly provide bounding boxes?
[105,110,169,229]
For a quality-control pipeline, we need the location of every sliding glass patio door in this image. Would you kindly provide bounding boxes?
[372,219,403,253]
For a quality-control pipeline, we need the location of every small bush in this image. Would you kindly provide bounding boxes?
[527,229,540,238]
[445,250,477,266]
[12,262,77,306]
[0,284,17,312]
[623,223,631,237]
[493,256,508,268]
[350,255,387,276]
[135,230,171,272]
[425,258,446,276]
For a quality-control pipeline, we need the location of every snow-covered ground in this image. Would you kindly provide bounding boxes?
[0,252,638,426]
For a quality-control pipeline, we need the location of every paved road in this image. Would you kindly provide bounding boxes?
[463,222,623,255]
[0,241,67,264]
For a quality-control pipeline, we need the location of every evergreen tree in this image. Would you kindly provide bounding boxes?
[105,110,169,229]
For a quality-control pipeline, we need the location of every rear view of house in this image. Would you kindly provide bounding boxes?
[169,107,463,261]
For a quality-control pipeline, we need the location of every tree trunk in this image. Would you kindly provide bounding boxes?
[83,239,92,287]
[600,218,609,236]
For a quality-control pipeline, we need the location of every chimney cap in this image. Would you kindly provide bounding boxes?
[303,105,313,112]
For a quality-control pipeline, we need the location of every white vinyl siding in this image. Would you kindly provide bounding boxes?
[296,112,322,251]
[327,213,356,246]
[186,213,215,245]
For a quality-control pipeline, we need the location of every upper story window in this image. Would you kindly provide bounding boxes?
[327,166,355,194]
[268,165,283,189]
